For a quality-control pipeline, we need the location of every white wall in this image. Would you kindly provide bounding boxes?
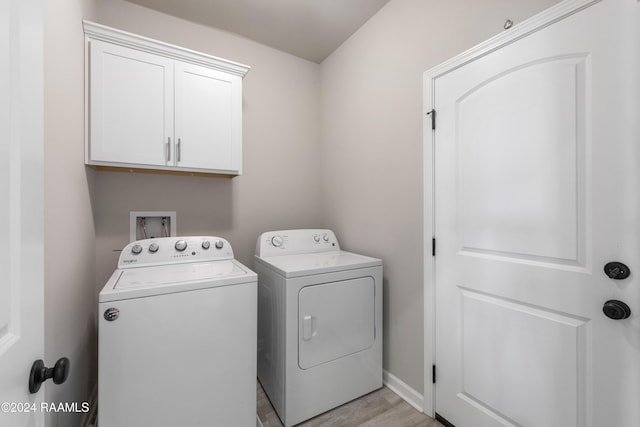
[43,0,97,425]
[92,0,322,285]
[319,0,561,394]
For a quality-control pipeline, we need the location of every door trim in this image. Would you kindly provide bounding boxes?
[421,0,602,416]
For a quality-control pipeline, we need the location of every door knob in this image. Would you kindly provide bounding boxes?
[28,357,70,394]
[602,300,631,320]
[604,262,630,280]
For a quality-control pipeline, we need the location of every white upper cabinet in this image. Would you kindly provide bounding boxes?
[89,40,174,167]
[84,21,250,176]
[174,62,242,171]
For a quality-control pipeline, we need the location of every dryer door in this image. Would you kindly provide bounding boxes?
[298,277,375,369]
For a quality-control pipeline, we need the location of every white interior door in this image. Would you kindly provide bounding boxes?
[0,0,45,425]
[426,0,639,426]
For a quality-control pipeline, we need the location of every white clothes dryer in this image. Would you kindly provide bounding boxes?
[98,236,257,427]
[254,229,383,427]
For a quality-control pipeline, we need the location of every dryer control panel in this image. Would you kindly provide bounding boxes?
[255,229,340,257]
[118,236,234,268]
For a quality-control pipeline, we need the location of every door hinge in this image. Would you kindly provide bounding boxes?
[432,238,436,256]
[432,364,436,384]
[426,109,436,130]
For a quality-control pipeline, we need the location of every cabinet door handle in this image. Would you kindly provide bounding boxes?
[177,138,181,162]
[166,137,171,162]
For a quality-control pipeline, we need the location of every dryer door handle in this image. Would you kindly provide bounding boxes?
[302,315,316,341]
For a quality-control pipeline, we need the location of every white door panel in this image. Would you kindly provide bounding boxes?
[458,56,585,263]
[0,0,44,425]
[427,0,639,426]
[459,289,588,427]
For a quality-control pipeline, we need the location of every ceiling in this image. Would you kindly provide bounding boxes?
[124,0,391,63]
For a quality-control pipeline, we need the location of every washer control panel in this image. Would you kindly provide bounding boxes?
[255,229,340,257]
[119,236,232,268]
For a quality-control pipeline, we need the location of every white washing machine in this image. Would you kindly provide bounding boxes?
[98,236,257,427]
[254,229,383,427]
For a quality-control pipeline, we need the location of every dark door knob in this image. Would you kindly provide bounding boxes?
[28,357,70,394]
[602,300,631,320]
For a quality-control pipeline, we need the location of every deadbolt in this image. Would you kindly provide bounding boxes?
[604,262,630,280]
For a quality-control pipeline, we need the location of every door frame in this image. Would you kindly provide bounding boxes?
[422,0,601,417]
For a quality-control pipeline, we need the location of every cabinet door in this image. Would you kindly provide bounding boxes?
[89,40,173,166]
[174,61,242,173]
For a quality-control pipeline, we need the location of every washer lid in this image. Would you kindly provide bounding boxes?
[255,250,381,278]
[99,260,256,302]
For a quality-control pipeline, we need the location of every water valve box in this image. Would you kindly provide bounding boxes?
[129,211,176,242]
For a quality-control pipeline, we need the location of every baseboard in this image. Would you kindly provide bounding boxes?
[82,384,98,427]
[383,370,424,412]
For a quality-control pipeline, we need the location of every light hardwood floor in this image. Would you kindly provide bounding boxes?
[257,382,444,427]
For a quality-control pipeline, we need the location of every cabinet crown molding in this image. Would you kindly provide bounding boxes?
[83,20,250,78]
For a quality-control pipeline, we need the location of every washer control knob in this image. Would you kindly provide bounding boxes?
[323,233,329,242]
[175,240,187,252]
[215,240,224,250]
[313,234,320,243]
[271,236,284,247]
[131,244,143,255]
[202,240,211,250]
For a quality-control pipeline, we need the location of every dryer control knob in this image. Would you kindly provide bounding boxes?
[215,240,224,250]
[175,240,187,252]
[271,236,283,247]
[131,244,143,255]
[202,240,211,250]
[323,233,329,242]
[148,243,159,253]
[313,234,320,243]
